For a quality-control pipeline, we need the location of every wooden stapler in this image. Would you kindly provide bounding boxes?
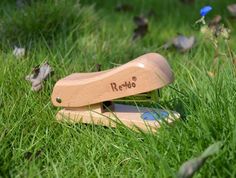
[51,53,180,132]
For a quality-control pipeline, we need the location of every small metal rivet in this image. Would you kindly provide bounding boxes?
[56,97,62,103]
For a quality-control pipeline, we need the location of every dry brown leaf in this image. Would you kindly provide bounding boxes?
[25,62,53,92]
[24,149,43,161]
[132,16,148,40]
[207,71,215,78]
[227,4,236,17]
[96,63,102,72]
[13,46,25,59]
[172,35,195,52]
[208,15,222,28]
[177,142,222,178]
[233,58,236,66]
[164,35,196,52]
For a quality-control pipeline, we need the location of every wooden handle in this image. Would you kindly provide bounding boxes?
[51,53,174,108]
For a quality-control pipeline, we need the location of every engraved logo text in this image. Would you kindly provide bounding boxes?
[110,76,137,92]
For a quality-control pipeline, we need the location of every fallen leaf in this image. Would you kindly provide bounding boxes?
[227,4,236,17]
[13,46,25,59]
[166,35,195,52]
[133,16,148,26]
[132,16,148,40]
[177,142,222,178]
[208,15,222,28]
[201,142,222,158]
[115,3,133,12]
[96,63,102,72]
[25,62,53,92]
[24,149,43,161]
[207,71,215,78]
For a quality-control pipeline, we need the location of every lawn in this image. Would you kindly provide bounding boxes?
[0,0,236,177]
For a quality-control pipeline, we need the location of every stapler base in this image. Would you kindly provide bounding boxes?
[56,104,180,132]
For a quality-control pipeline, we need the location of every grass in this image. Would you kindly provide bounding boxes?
[0,0,236,177]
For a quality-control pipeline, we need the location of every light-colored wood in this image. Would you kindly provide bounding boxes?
[51,53,174,108]
[56,103,180,132]
[51,53,179,132]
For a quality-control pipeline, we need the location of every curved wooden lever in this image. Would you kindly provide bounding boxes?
[51,53,174,108]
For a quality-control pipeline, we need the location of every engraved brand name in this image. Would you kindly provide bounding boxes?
[110,76,137,92]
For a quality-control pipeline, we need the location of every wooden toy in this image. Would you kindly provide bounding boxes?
[51,53,180,132]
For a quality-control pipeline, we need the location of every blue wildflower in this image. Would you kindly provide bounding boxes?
[200,6,213,17]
